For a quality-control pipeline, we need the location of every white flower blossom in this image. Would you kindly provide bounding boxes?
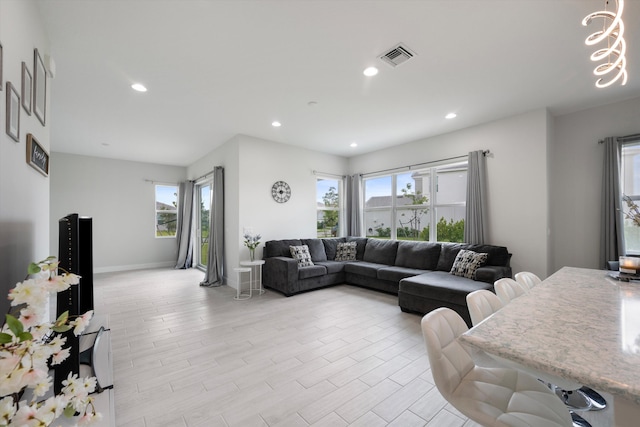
[71,311,94,336]
[9,278,47,308]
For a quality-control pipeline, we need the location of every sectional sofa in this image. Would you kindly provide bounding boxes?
[262,237,512,325]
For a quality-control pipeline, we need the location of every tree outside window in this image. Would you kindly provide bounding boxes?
[155,184,178,238]
[317,178,341,237]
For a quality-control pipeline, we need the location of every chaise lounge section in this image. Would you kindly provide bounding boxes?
[263,237,512,325]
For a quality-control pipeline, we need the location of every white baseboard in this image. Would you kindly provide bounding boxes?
[94,261,175,274]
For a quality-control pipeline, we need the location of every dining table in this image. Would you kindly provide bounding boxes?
[459,266,640,427]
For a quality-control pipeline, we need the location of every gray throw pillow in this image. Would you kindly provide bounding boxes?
[290,245,314,267]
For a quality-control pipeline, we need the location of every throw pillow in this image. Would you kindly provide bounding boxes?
[450,249,488,279]
[290,245,314,267]
[335,242,357,261]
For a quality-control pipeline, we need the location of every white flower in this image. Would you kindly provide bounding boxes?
[71,311,94,336]
[19,306,43,328]
[51,347,71,366]
[9,278,47,308]
[0,396,16,424]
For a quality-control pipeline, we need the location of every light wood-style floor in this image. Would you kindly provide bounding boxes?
[94,268,611,427]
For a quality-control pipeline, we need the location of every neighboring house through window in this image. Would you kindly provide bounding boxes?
[621,143,640,253]
[155,184,179,238]
[363,161,467,241]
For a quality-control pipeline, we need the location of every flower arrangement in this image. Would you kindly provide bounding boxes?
[0,257,100,426]
[623,195,640,227]
[243,233,261,261]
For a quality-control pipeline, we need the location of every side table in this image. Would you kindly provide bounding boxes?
[233,267,252,300]
[240,260,266,295]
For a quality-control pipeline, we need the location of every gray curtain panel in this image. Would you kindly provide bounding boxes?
[175,181,195,269]
[200,167,225,287]
[346,174,362,236]
[601,137,625,267]
[464,150,487,244]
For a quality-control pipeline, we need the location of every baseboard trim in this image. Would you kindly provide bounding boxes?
[94,261,175,274]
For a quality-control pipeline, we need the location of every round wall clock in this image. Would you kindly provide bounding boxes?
[271,181,291,203]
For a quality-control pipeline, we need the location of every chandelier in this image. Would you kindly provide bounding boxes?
[582,0,628,88]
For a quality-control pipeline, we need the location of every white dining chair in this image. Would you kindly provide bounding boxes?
[421,307,573,427]
[515,271,542,290]
[494,277,528,304]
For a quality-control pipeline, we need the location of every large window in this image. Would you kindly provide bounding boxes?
[363,162,467,242]
[155,184,178,238]
[317,177,342,237]
[621,143,640,253]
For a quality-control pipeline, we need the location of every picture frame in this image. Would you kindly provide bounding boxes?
[33,48,46,126]
[21,62,32,115]
[6,81,20,142]
[26,133,49,177]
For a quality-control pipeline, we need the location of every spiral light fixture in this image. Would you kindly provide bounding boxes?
[582,0,628,88]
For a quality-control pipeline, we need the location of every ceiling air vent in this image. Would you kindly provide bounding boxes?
[379,44,416,68]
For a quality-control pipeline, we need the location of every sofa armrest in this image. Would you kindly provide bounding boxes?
[263,256,299,295]
[474,265,512,284]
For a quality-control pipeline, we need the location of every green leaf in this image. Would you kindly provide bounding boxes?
[18,331,33,342]
[55,311,69,326]
[52,325,72,333]
[0,332,13,344]
[63,403,76,418]
[5,314,24,336]
[27,262,42,275]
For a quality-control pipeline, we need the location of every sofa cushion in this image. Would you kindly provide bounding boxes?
[302,238,328,262]
[400,271,493,306]
[363,239,398,265]
[290,245,314,267]
[435,243,465,271]
[322,237,346,260]
[265,239,302,258]
[377,266,428,283]
[450,249,488,279]
[315,261,346,274]
[395,241,441,270]
[298,265,327,279]
[344,261,384,279]
[346,237,368,260]
[335,242,357,261]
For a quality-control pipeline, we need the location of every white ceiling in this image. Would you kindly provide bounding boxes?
[36,0,640,167]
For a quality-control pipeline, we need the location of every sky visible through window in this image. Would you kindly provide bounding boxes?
[156,185,177,207]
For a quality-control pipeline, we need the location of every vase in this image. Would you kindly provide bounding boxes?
[249,248,255,262]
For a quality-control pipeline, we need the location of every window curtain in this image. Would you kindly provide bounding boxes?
[346,174,362,236]
[175,181,195,269]
[464,150,487,244]
[200,167,225,287]
[601,137,624,267]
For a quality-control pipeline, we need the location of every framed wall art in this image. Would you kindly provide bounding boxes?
[21,62,32,115]
[26,133,49,177]
[33,48,46,126]
[6,81,20,142]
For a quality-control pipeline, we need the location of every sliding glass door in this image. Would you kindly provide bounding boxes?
[196,180,212,270]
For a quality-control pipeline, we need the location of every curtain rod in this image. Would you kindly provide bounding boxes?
[312,170,346,179]
[362,150,489,177]
[193,170,214,182]
[598,133,640,144]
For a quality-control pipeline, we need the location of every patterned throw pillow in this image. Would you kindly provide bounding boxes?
[450,249,489,279]
[290,245,314,267]
[335,242,357,261]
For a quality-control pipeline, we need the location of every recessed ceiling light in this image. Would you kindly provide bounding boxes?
[445,112,457,119]
[350,142,358,148]
[131,83,147,92]
[272,121,282,127]
[363,67,379,77]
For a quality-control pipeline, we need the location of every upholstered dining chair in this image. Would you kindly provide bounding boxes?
[421,307,573,427]
[515,271,542,290]
[494,277,528,304]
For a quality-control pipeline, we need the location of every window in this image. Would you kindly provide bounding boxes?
[155,184,178,238]
[621,143,640,253]
[363,162,467,242]
[317,177,342,237]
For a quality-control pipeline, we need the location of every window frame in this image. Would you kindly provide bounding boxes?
[620,143,640,254]
[316,175,344,238]
[155,183,179,239]
[363,161,467,241]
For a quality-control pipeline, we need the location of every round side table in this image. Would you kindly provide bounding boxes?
[233,267,252,300]
[240,260,266,295]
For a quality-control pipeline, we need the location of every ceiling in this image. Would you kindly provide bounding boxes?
[35,0,640,167]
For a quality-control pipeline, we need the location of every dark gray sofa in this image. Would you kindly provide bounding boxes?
[262,237,512,326]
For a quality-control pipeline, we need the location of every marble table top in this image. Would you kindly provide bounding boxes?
[460,266,640,405]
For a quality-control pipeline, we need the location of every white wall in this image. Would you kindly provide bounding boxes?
[188,134,349,288]
[550,96,640,273]
[349,109,550,278]
[50,153,187,272]
[0,0,51,315]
